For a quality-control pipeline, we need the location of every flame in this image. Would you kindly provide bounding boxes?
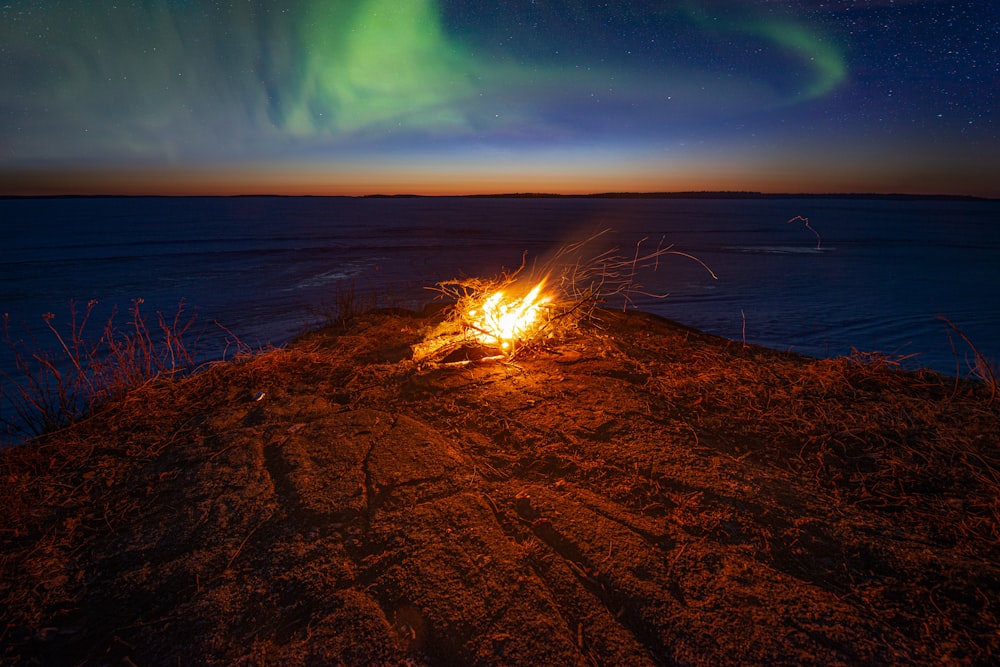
[466,280,550,351]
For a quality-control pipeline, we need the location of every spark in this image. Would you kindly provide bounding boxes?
[788,215,822,250]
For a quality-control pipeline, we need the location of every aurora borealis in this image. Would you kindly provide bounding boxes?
[1,1,996,197]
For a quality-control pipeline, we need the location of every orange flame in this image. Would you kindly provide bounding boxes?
[466,280,550,352]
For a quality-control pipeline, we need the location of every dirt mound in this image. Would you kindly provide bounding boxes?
[2,307,999,665]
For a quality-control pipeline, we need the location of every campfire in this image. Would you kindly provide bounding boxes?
[412,231,718,365]
[411,275,557,363]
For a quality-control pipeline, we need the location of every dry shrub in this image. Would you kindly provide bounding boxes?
[1,299,199,443]
[306,280,374,330]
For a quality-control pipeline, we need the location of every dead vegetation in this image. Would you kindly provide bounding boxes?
[1,300,201,442]
[1,306,998,665]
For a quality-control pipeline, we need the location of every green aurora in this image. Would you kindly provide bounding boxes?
[3,0,995,197]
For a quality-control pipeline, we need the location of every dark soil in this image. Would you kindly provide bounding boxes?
[2,307,999,665]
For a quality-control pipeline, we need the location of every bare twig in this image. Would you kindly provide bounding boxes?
[937,316,997,403]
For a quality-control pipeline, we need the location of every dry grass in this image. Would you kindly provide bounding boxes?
[937,315,998,402]
[1,299,199,443]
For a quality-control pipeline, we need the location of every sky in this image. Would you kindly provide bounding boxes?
[1,0,997,197]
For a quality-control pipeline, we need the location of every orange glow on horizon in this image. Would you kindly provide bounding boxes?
[3,153,998,199]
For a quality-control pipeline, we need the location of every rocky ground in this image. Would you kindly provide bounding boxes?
[2,306,999,665]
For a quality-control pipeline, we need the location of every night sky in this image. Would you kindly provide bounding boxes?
[2,1,997,197]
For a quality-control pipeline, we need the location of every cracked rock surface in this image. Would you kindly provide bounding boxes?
[2,307,999,665]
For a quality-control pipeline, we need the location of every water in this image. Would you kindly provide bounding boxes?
[2,196,998,384]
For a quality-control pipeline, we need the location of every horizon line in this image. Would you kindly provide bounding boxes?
[2,190,995,202]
